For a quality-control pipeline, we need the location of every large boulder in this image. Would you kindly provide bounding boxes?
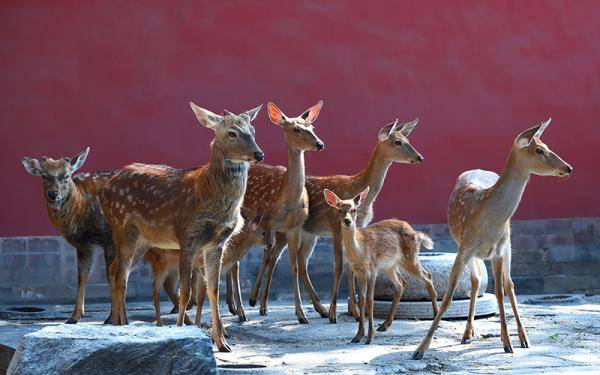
[7,324,217,375]
[374,252,488,301]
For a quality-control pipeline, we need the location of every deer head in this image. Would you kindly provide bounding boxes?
[241,213,274,250]
[513,118,573,177]
[190,102,264,163]
[267,101,325,152]
[323,186,370,228]
[377,118,423,164]
[22,147,90,208]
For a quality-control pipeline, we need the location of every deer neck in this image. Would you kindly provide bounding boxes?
[47,183,85,233]
[205,144,249,198]
[485,148,530,225]
[355,143,392,207]
[341,223,362,259]
[281,148,306,204]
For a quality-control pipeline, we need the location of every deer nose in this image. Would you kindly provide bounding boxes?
[315,142,324,151]
[416,155,424,163]
[566,165,573,175]
[343,218,351,226]
[47,191,58,201]
[253,151,264,162]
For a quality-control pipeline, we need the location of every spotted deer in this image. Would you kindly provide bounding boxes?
[412,119,573,360]
[220,101,325,324]
[21,148,116,324]
[194,213,274,327]
[324,186,439,343]
[250,118,424,323]
[143,248,183,326]
[100,102,263,352]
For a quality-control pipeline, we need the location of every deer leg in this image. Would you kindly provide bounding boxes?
[152,273,166,327]
[378,268,405,332]
[226,269,237,316]
[258,234,287,315]
[176,245,193,327]
[365,274,376,344]
[186,270,197,311]
[66,247,93,324]
[248,244,270,307]
[163,274,180,314]
[194,270,207,328]
[412,252,470,360]
[347,267,359,319]
[328,229,344,324]
[492,256,513,353]
[102,242,116,324]
[232,262,247,322]
[298,233,328,318]
[351,272,367,344]
[502,250,529,348]
[287,230,309,324]
[462,258,482,344]
[205,243,231,351]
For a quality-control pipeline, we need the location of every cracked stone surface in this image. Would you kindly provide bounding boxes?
[1,295,599,374]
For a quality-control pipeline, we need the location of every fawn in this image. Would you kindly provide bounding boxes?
[324,187,439,344]
[194,213,274,327]
[145,213,272,327]
[250,118,425,323]
[412,119,572,359]
[221,101,325,323]
[100,102,263,352]
[22,148,116,324]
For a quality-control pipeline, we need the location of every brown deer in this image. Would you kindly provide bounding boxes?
[412,118,572,360]
[250,118,424,323]
[223,101,325,324]
[145,213,273,327]
[21,148,116,324]
[100,102,263,352]
[324,186,439,344]
[193,213,273,327]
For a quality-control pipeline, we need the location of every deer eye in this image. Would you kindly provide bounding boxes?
[41,174,48,179]
[351,209,356,214]
[228,131,237,138]
[395,140,403,146]
[293,128,301,133]
[536,147,544,155]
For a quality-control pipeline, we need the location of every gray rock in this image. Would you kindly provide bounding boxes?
[7,323,217,375]
[374,252,488,301]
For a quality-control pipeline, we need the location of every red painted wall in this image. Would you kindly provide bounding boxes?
[1,1,598,236]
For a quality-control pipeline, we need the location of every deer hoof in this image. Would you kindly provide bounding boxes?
[156,321,163,327]
[411,350,424,360]
[183,314,193,326]
[377,324,388,332]
[350,336,362,344]
[329,316,337,324]
[248,298,257,307]
[364,339,371,345]
[504,344,514,353]
[298,316,310,324]
[170,306,179,314]
[217,341,232,353]
[65,318,78,324]
[461,338,472,344]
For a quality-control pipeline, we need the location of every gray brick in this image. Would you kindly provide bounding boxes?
[545,219,573,234]
[512,276,544,294]
[512,248,543,263]
[1,238,26,254]
[27,237,61,253]
[512,234,543,250]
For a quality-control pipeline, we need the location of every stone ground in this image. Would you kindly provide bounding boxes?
[1,295,599,374]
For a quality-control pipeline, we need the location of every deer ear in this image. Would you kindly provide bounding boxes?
[515,118,551,147]
[323,189,341,207]
[397,118,419,137]
[378,119,399,142]
[353,186,370,207]
[300,101,323,124]
[242,104,263,123]
[189,102,222,130]
[267,102,287,126]
[22,157,41,176]
[70,147,90,171]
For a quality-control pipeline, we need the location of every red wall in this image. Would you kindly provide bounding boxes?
[1,1,598,236]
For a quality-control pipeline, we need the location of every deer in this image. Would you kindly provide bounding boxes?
[219,101,326,324]
[145,213,273,327]
[323,186,439,344]
[411,118,573,360]
[100,102,263,352]
[249,118,425,324]
[193,213,274,328]
[21,148,116,324]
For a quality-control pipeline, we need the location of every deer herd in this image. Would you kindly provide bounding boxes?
[22,101,573,359]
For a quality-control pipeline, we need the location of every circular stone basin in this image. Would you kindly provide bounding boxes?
[374,252,488,301]
[373,293,497,320]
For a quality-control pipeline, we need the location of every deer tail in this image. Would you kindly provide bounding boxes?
[417,232,434,250]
